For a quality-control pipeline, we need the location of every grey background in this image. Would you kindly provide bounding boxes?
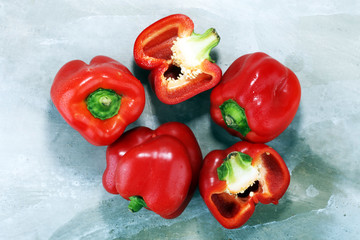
[1,0,359,239]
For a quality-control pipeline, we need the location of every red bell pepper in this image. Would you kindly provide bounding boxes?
[210,52,301,143]
[102,122,203,219]
[50,56,145,146]
[199,141,290,229]
[134,14,222,104]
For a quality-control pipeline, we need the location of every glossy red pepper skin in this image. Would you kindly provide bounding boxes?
[50,56,145,146]
[210,52,301,143]
[103,122,203,219]
[134,14,222,104]
[199,141,290,229]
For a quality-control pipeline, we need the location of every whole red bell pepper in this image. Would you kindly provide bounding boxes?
[50,56,145,146]
[210,52,301,143]
[134,14,222,104]
[102,122,203,219]
[199,141,290,229]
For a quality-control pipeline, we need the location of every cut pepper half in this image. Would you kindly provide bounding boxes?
[134,14,222,104]
[199,141,290,229]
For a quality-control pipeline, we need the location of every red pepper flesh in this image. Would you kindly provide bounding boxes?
[50,56,145,146]
[199,141,290,229]
[103,122,203,219]
[134,14,222,104]
[210,52,301,143]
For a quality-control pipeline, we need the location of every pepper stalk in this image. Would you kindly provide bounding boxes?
[219,99,251,137]
[128,196,147,212]
[86,88,121,120]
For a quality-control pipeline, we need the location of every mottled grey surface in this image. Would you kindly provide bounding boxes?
[1,0,360,239]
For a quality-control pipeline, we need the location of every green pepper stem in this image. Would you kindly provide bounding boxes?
[86,88,121,120]
[128,196,147,212]
[189,28,220,63]
[217,151,259,194]
[171,28,220,69]
[219,99,251,137]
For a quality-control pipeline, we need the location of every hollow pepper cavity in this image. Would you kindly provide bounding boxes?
[210,52,301,143]
[134,14,222,104]
[50,56,145,146]
[199,141,290,229]
[102,122,203,219]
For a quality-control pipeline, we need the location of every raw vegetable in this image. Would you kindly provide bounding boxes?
[50,56,145,146]
[134,14,222,104]
[199,141,290,229]
[103,122,203,219]
[210,52,301,143]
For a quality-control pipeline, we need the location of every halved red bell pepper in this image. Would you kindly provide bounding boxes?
[134,14,222,104]
[103,122,203,219]
[210,52,301,143]
[50,56,145,146]
[199,141,290,229]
